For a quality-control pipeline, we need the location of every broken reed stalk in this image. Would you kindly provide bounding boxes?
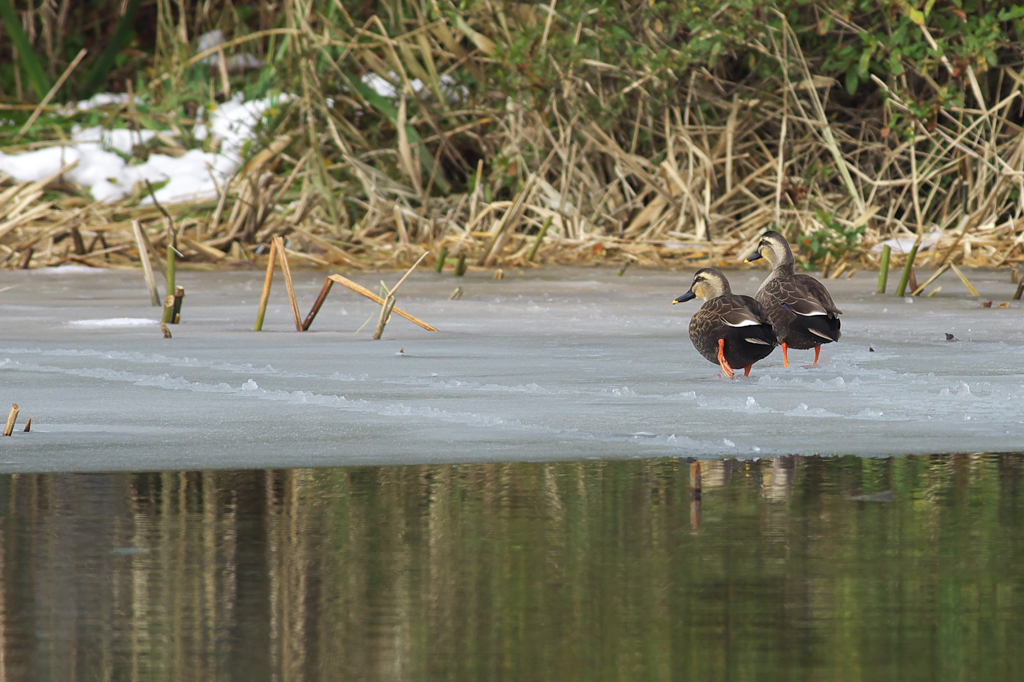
[948,261,980,297]
[160,322,172,338]
[23,417,31,432]
[3,403,19,436]
[171,286,184,323]
[527,216,553,262]
[373,294,397,340]
[370,251,430,339]
[274,236,304,331]
[912,261,951,296]
[326,274,439,331]
[1014,280,1024,301]
[434,246,448,273]
[388,251,430,297]
[165,224,177,297]
[302,277,334,330]
[894,243,920,297]
[133,220,160,306]
[454,255,467,277]
[876,245,891,294]
[254,239,278,331]
[161,294,175,324]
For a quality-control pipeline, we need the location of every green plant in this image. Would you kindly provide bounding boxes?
[797,210,866,266]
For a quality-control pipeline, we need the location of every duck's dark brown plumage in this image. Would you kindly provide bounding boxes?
[673,268,776,378]
[745,230,841,366]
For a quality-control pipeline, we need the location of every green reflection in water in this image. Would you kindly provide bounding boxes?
[1,454,1023,681]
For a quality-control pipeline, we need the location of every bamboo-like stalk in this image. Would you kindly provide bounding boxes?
[326,274,438,331]
[876,245,891,294]
[132,220,160,306]
[948,261,980,297]
[894,243,920,298]
[434,246,448,273]
[161,294,175,324]
[161,232,177,323]
[254,240,278,331]
[911,262,951,296]
[3,403,19,437]
[171,286,184,323]
[302,278,334,331]
[273,236,303,331]
[373,294,396,340]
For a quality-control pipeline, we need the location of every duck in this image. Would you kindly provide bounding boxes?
[744,230,841,366]
[673,268,777,378]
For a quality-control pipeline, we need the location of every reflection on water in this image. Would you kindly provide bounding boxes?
[2,454,1024,680]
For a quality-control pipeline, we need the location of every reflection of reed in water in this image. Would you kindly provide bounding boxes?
[696,460,727,490]
[2,455,1023,680]
[762,457,794,502]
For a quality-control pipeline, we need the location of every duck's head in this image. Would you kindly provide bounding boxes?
[673,268,732,304]
[744,230,794,268]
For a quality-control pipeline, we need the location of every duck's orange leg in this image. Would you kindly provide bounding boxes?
[781,342,790,367]
[716,338,735,378]
[743,365,752,377]
[812,345,821,365]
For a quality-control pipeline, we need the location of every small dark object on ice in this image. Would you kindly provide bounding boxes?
[945,333,958,341]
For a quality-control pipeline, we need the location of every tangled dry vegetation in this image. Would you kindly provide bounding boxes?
[1,2,1023,277]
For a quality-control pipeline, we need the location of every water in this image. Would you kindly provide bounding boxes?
[2,454,1022,680]
[1,266,1023,470]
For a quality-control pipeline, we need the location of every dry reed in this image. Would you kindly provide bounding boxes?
[1,5,1023,275]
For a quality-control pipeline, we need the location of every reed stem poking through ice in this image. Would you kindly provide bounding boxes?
[372,251,430,339]
[302,278,335,331]
[326,274,439,331]
[161,294,175,324]
[133,220,160,306]
[948,261,980,297]
[434,246,448,273]
[373,292,397,340]
[274,236,304,331]
[171,286,184,323]
[3,404,19,437]
[876,245,891,294]
[254,239,278,331]
[894,243,919,297]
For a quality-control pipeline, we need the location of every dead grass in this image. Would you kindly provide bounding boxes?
[2,4,1023,275]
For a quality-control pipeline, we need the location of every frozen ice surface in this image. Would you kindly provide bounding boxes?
[1,266,1022,472]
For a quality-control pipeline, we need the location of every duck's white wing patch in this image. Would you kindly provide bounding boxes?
[783,300,828,316]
